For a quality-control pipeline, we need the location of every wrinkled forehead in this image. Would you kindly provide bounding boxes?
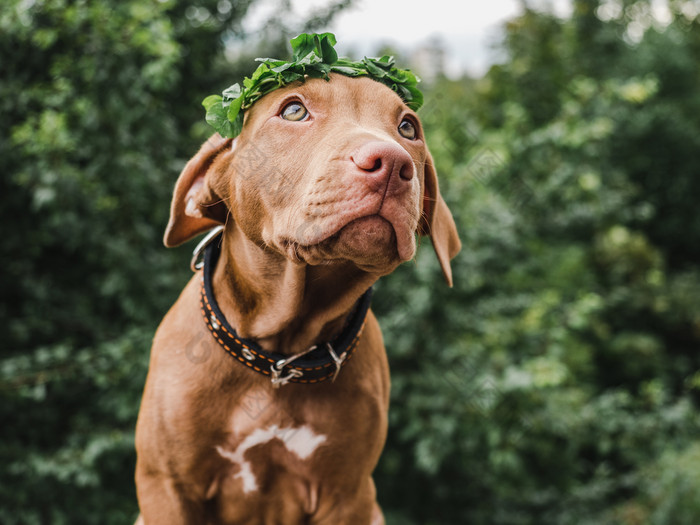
[242,73,410,127]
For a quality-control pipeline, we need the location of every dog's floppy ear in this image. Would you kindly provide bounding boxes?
[163,134,231,247]
[419,151,461,287]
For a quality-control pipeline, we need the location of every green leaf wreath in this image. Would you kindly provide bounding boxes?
[202,32,423,138]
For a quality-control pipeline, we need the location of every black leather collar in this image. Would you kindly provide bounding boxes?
[197,230,372,387]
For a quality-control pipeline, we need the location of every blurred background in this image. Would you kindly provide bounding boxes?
[2,0,700,523]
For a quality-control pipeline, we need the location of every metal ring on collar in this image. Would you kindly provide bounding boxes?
[190,225,225,272]
[270,366,304,388]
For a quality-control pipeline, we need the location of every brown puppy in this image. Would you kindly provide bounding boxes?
[134,74,460,524]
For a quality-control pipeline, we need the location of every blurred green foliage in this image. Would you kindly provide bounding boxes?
[373,1,700,523]
[1,0,699,524]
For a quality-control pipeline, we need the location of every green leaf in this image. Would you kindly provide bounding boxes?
[404,87,423,110]
[363,58,387,78]
[387,69,409,83]
[290,33,316,61]
[255,58,285,66]
[221,84,242,100]
[271,62,294,73]
[331,65,364,76]
[280,70,303,83]
[202,94,223,111]
[393,83,411,101]
[228,114,244,137]
[250,63,271,82]
[226,95,243,122]
[319,34,338,64]
[204,98,236,137]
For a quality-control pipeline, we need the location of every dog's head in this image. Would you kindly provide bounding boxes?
[164,74,460,284]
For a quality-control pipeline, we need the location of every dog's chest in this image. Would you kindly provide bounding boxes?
[205,387,331,521]
[214,422,326,493]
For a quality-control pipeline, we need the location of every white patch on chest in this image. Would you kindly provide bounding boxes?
[216,424,327,494]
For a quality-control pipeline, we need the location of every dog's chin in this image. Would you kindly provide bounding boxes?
[333,216,400,269]
[284,216,414,272]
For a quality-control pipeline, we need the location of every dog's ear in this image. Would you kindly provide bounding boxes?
[163,134,231,247]
[418,151,461,287]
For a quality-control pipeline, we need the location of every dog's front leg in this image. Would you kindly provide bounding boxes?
[310,478,384,525]
[135,468,209,525]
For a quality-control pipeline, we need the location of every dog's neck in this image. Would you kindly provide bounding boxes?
[212,225,378,355]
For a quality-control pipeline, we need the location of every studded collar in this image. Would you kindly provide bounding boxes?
[193,227,372,388]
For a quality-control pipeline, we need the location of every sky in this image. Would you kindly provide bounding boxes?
[245,0,574,77]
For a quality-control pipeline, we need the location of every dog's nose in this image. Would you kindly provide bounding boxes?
[351,141,414,194]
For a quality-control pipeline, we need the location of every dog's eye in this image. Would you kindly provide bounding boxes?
[281,102,308,122]
[398,118,417,140]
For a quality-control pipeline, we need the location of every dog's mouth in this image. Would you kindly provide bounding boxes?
[281,214,412,270]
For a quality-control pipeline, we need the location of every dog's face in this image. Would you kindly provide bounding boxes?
[165,74,460,283]
[231,74,425,273]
